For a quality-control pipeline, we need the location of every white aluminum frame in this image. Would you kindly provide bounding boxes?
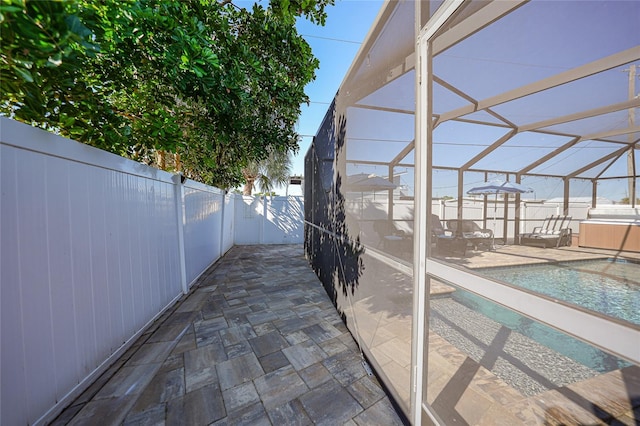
[413,2,640,424]
[412,2,466,423]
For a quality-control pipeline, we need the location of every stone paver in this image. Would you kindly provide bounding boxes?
[217,353,264,390]
[254,365,309,409]
[222,381,260,413]
[249,331,289,357]
[299,379,364,425]
[282,339,328,371]
[184,344,223,392]
[53,245,405,425]
[267,399,313,425]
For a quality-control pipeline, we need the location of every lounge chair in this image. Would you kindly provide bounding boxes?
[520,215,572,248]
[431,215,467,256]
[373,219,411,254]
[445,219,494,250]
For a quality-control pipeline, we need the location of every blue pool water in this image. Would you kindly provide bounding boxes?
[452,289,631,372]
[480,259,640,325]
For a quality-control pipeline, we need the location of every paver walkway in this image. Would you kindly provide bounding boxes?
[53,245,405,425]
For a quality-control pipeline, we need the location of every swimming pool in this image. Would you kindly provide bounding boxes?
[450,289,630,373]
[479,258,640,325]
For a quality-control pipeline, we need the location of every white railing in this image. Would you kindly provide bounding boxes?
[0,118,302,425]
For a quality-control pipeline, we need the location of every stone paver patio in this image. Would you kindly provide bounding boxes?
[52,244,405,425]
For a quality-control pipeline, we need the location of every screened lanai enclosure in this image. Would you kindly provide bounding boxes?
[304,1,640,424]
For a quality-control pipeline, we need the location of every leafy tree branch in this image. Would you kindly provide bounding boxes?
[0,0,333,189]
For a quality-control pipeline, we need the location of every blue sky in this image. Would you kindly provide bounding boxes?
[284,0,384,195]
[272,1,638,201]
[233,0,383,195]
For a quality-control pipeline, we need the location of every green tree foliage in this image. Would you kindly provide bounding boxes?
[0,0,333,188]
[620,197,640,205]
[242,145,291,195]
[0,0,110,140]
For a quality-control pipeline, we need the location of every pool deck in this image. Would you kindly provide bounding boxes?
[441,243,640,269]
[359,243,640,424]
[430,244,640,424]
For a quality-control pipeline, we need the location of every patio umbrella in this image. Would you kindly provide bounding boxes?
[346,173,397,220]
[467,180,533,196]
[345,173,397,192]
[467,180,533,247]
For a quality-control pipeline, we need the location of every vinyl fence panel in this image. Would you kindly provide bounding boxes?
[2,119,207,425]
[183,181,224,286]
[1,118,304,425]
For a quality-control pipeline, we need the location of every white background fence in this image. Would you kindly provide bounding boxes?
[0,118,303,425]
[234,195,304,245]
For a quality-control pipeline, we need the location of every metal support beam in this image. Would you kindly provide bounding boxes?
[438,46,640,123]
[514,175,523,245]
[568,141,639,179]
[580,125,640,142]
[461,129,518,171]
[518,98,640,133]
[431,0,528,56]
[433,76,516,128]
[563,178,570,214]
[413,3,465,423]
[629,146,637,207]
[353,103,414,116]
[390,139,416,167]
[457,169,464,220]
[388,163,395,222]
[626,64,637,208]
[483,171,489,229]
[519,137,580,175]
[502,176,509,244]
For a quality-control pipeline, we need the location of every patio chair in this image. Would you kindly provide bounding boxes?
[445,219,494,250]
[431,215,467,256]
[373,219,409,252]
[520,215,572,248]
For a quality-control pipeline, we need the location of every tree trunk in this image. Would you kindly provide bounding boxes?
[243,178,254,195]
[156,150,166,170]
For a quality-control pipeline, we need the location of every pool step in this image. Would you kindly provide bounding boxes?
[431,280,456,298]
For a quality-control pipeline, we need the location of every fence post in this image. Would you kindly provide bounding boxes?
[261,196,267,244]
[172,174,188,294]
[219,191,226,256]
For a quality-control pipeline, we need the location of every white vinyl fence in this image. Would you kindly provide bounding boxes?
[0,118,302,425]
[234,195,305,245]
